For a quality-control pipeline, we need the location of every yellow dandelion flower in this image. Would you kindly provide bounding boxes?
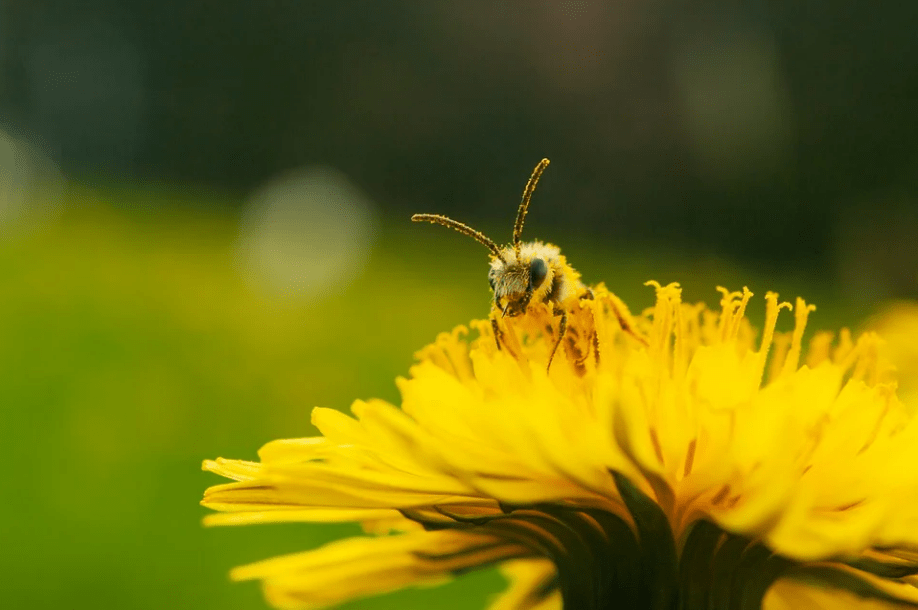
[202,282,918,610]
[869,300,918,412]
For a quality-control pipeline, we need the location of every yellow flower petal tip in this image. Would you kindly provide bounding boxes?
[202,282,918,609]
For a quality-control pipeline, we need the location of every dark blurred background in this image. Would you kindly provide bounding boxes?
[1,2,917,609]
[5,1,918,279]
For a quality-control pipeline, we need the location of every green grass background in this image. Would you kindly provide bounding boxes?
[0,183,854,609]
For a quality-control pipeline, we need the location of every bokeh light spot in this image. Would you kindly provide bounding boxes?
[236,166,378,301]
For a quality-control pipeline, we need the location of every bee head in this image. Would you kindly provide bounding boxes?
[411,158,552,315]
[489,250,552,316]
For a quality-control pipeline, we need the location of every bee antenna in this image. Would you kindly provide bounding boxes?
[411,214,506,262]
[513,158,550,256]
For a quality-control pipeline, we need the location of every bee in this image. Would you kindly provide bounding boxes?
[413,158,614,371]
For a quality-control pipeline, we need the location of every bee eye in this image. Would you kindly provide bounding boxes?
[529,257,548,288]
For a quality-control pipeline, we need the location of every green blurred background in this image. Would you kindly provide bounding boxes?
[1,2,917,609]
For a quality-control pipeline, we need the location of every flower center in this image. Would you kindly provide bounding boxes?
[401,473,833,610]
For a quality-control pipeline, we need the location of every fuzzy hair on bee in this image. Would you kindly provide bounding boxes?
[412,158,607,371]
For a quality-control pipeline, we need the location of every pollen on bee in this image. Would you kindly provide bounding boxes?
[413,159,646,374]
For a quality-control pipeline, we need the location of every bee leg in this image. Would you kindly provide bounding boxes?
[591,327,600,365]
[619,316,649,347]
[546,308,567,373]
[579,290,601,365]
[490,317,502,351]
[603,295,650,347]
